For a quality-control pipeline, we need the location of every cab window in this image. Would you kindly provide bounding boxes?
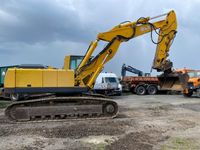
[70,60,76,70]
[70,56,84,70]
[105,77,117,83]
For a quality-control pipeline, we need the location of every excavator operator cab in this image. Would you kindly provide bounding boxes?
[64,55,85,70]
[64,55,93,71]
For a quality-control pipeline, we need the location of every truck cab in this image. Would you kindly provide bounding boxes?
[176,68,200,97]
[185,70,200,97]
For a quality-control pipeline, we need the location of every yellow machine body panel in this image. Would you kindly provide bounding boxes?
[16,69,43,87]
[4,68,75,88]
[4,69,16,88]
[43,70,57,87]
[57,69,74,87]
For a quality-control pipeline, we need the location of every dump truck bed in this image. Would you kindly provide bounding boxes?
[122,76,158,83]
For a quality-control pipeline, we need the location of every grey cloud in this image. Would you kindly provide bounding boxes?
[0,0,95,44]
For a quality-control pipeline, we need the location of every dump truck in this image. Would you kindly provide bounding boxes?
[121,64,159,95]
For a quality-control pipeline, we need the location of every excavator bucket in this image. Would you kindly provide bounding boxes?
[158,72,189,91]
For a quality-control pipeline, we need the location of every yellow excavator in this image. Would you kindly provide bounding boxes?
[3,10,186,122]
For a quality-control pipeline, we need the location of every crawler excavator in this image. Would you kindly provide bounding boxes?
[3,10,187,122]
[121,64,146,77]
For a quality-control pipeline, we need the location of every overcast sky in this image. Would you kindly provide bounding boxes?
[0,0,200,76]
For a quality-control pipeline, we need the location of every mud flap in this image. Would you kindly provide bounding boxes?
[158,72,189,91]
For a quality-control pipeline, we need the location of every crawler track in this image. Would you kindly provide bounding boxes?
[5,96,118,122]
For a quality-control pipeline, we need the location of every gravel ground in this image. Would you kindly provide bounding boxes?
[0,94,200,150]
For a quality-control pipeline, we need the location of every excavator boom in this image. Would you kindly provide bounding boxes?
[76,10,179,90]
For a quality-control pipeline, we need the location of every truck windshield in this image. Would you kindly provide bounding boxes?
[105,77,117,83]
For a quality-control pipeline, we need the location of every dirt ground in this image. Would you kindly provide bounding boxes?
[1,94,200,150]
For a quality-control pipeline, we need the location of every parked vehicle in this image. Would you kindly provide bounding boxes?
[94,72,122,95]
[176,68,200,97]
[121,64,159,95]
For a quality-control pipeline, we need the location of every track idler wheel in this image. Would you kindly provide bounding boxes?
[103,103,117,115]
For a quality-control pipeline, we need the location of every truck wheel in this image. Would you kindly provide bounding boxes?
[147,85,158,95]
[10,93,21,101]
[183,90,193,97]
[135,85,146,95]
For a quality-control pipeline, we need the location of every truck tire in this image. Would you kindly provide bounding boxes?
[183,90,193,97]
[147,85,158,95]
[135,85,146,95]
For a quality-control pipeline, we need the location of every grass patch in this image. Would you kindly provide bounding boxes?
[95,143,106,150]
[0,101,10,108]
[162,137,199,150]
